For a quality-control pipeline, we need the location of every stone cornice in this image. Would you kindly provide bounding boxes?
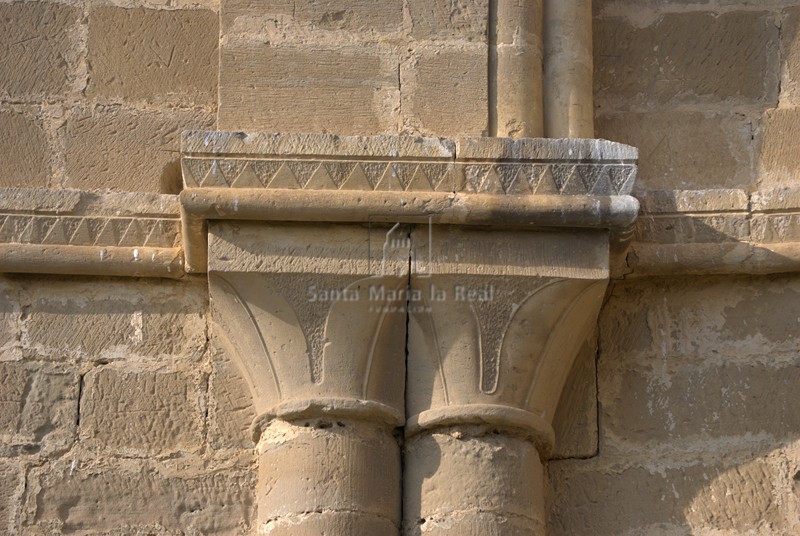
[179,131,641,273]
[0,189,184,278]
[3,136,800,279]
[627,188,800,276]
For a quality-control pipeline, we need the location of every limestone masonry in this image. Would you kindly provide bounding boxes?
[1,1,800,535]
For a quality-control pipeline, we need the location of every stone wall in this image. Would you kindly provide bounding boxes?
[0,274,257,533]
[1,0,800,534]
[594,0,794,192]
[544,2,800,533]
[0,0,218,193]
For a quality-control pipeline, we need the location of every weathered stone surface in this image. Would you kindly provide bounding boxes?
[548,457,786,535]
[758,107,800,188]
[595,11,779,108]
[454,135,637,161]
[407,0,488,41]
[80,367,204,456]
[0,461,21,535]
[223,0,403,35]
[600,360,800,452]
[87,7,218,106]
[634,214,749,244]
[258,420,401,530]
[599,276,800,363]
[25,459,255,533]
[219,46,398,134]
[0,109,50,188]
[0,278,20,360]
[550,335,598,459]
[779,7,800,107]
[19,278,207,361]
[182,130,455,158]
[65,105,214,192]
[402,47,488,136]
[752,186,800,212]
[597,111,754,190]
[751,213,800,244]
[0,2,79,100]
[405,426,545,535]
[207,342,256,450]
[636,189,749,214]
[0,362,79,456]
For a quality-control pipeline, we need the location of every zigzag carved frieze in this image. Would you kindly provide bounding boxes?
[182,158,637,196]
[0,214,181,248]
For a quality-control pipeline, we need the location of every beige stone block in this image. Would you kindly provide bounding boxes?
[550,336,597,459]
[64,105,214,192]
[757,107,800,188]
[407,0,488,41]
[752,186,800,212]
[599,360,800,452]
[402,47,488,136]
[25,459,255,533]
[0,363,79,456]
[599,275,800,363]
[637,188,749,214]
[219,45,399,134]
[0,2,79,100]
[222,0,403,35]
[595,12,779,108]
[634,214,749,244]
[80,367,204,455]
[548,457,785,535]
[0,278,20,360]
[182,130,455,158]
[751,213,800,244]
[0,109,50,188]
[0,461,21,535]
[779,7,800,106]
[19,278,207,361]
[596,111,754,190]
[87,7,218,106]
[208,342,256,450]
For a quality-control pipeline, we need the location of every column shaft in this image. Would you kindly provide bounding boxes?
[258,418,401,535]
[491,0,544,138]
[404,425,545,535]
[543,0,594,138]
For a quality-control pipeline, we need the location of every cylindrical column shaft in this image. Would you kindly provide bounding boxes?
[257,417,401,535]
[543,0,594,138]
[491,0,544,138]
[403,425,545,535]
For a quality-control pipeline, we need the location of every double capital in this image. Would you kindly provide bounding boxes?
[181,131,638,452]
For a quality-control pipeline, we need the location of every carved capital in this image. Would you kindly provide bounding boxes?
[208,221,408,434]
[183,131,637,536]
[406,226,608,454]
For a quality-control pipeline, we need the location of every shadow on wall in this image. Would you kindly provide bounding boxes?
[547,270,800,534]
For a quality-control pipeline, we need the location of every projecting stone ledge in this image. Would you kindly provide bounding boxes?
[179,131,640,274]
[0,189,183,278]
[183,131,639,536]
[181,130,637,195]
